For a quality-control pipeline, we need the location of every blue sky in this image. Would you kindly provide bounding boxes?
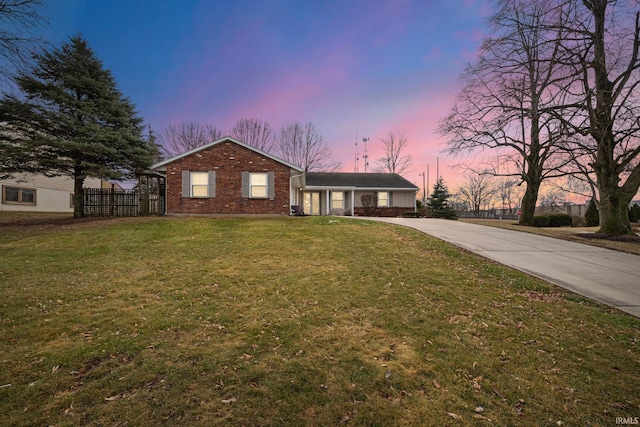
[44,0,492,189]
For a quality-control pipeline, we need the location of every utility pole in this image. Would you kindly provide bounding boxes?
[419,171,426,205]
[426,163,429,200]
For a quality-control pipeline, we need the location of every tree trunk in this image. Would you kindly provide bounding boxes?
[519,157,542,227]
[73,175,85,219]
[581,1,640,235]
[519,182,539,226]
[597,182,633,235]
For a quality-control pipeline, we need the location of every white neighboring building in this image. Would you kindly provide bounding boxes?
[1,174,102,213]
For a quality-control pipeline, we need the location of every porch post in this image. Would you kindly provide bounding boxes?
[326,190,330,215]
[351,189,355,216]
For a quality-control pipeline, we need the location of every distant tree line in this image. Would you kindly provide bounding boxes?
[158,120,415,175]
[157,118,342,173]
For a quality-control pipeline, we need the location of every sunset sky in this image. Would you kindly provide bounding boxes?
[45,0,493,197]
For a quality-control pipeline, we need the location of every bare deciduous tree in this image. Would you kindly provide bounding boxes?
[375,131,412,175]
[554,0,640,234]
[230,117,274,153]
[456,173,498,215]
[159,122,223,157]
[0,0,47,84]
[276,121,341,172]
[539,188,567,212]
[439,0,574,226]
[497,178,522,214]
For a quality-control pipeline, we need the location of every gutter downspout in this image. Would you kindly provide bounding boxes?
[289,170,305,214]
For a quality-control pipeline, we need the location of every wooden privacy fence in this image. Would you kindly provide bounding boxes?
[83,186,165,217]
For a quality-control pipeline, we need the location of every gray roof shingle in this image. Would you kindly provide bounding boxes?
[305,172,418,189]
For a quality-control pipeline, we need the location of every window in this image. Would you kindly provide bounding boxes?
[190,172,209,197]
[331,191,344,209]
[2,185,36,205]
[181,170,215,198]
[242,171,274,199]
[378,191,389,207]
[250,172,267,198]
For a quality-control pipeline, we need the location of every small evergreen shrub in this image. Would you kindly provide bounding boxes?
[533,213,572,227]
[428,178,458,220]
[585,199,599,227]
[533,215,550,227]
[436,209,458,220]
[547,213,573,227]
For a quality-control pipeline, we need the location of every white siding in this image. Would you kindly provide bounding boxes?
[354,190,416,208]
[389,191,416,207]
[1,174,102,212]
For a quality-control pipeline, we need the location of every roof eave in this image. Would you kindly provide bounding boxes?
[303,185,418,191]
[303,185,356,191]
[355,187,419,191]
[150,136,304,172]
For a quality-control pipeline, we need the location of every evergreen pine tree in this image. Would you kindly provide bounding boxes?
[584,199,599,227]
[428,178,457,219]
[0,35,158,217]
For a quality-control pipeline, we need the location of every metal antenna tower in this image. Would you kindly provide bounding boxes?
[354,130,360,172]
[362,137,369,172]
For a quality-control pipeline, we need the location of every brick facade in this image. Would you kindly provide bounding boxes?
[164,140,293,215]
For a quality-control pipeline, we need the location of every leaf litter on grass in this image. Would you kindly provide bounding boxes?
[0,216,638,426]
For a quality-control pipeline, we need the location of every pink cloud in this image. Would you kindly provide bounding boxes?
[144,0,490,198]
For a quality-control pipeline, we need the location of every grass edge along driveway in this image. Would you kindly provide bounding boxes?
[0,216,638,426]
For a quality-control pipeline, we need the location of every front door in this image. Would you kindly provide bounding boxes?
[303,192,320,215]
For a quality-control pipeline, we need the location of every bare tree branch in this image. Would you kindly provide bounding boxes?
[230,117,274,153]
[375,131,412,175]
[159,122,223,157]
[554,0,640,233]
[439,0,576,225]
[276,121,341,172]
[0,0,48,86]
[456,172,498,214]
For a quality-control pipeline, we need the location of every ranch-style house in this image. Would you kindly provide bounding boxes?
[150,136,419,216]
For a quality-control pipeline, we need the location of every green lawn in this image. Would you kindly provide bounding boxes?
[1,216,638,426]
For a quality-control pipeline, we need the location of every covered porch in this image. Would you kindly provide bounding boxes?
[289,172,419,216]
[300,187,356,216]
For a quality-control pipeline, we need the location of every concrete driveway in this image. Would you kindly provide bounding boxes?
[359,217,640,318]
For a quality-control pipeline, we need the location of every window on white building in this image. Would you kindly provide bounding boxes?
[331,191,344,209]
[2,185,36,205]
[378,191,389,207]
